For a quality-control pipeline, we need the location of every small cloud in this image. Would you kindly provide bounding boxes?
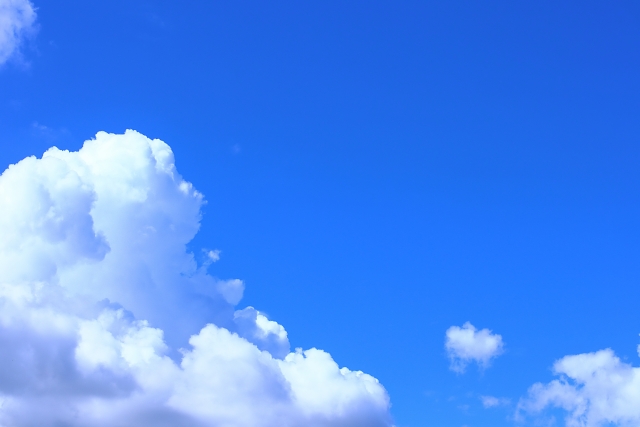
[206,249,221,263]
[480,395,510,408]
[231,144,241,154]
[199,248,221,269]
[445,322,504,373]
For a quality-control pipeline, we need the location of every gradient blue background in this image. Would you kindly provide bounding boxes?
[2,1,640,425]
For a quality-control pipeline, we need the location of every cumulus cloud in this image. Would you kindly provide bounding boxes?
[517,346,640,427]
[445,322,504,373]
[0,0,36,65]
[0,130,393,427]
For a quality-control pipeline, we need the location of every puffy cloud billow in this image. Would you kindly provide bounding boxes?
[0,130,392,427]
[445,322,504,373]
[517,347,640,427]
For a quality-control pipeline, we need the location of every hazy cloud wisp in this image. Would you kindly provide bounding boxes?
[0,0,36,65]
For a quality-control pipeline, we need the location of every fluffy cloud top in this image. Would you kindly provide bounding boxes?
[445,322,504,373]
[0,130,392,427]
[517,347,640,427]
[0,0,36,65]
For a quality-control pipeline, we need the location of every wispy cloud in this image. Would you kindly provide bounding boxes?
[480,395,510,408]
[31,121,70,143]
[0,0,37,66]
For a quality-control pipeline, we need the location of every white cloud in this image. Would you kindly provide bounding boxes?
[445,322,504,373]
[0,0,36,65]
[517,347,640,427]
[234,306,290,359]
[0,130,393,427]
[206,249,221,262]
[480,395,510,408]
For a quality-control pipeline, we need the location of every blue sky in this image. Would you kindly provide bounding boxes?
[2,1,640,426]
